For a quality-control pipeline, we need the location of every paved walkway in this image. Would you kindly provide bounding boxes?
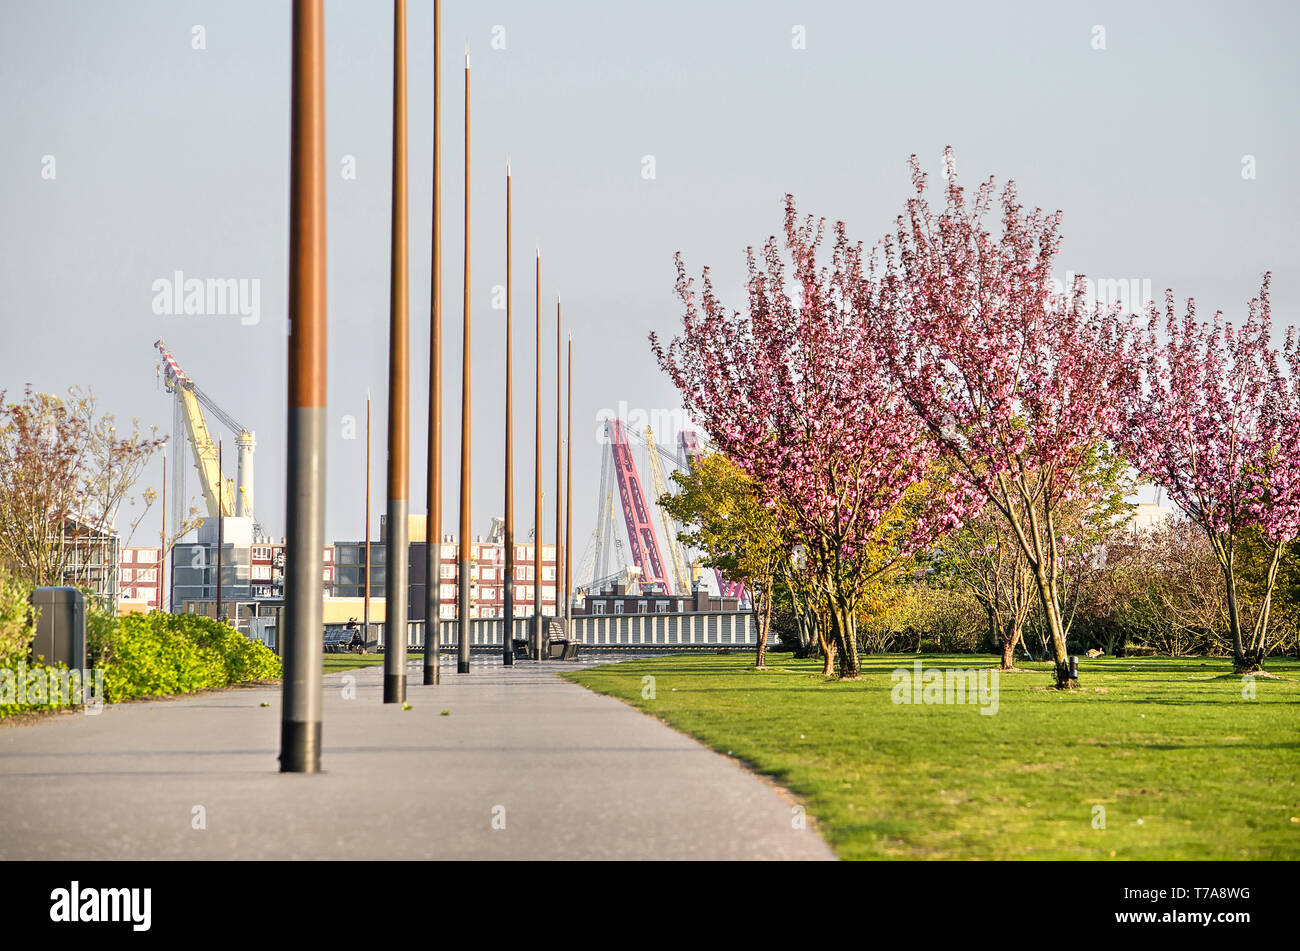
[0,655,833,860]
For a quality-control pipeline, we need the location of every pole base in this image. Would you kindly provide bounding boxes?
[423,666,439,685]
[503,652,514,666]
[383,675,406,703]
[279,720,322,773]
[457,660,470,674]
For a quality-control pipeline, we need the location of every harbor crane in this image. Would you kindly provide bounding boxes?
[154,339,255,523]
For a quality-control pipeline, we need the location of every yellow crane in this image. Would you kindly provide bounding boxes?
[155,340,255,521]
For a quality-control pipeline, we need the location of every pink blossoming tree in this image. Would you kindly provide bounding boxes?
[1119,274,1300,672]
[877,150,1140,688]
[652,198,954,678]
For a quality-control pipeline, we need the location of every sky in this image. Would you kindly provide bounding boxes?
[2,0,1297,565]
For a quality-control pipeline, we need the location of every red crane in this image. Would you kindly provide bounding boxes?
[606,419,670,591]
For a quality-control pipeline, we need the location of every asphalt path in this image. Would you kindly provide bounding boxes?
[0,654,833,860]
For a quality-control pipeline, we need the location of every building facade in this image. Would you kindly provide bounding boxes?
[333,536,560,620]
[576,580,741,616]
[117,546,162,611]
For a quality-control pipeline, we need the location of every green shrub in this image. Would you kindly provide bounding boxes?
[0,568,35,667]
[0,660,86,717]
[92,611,281,703]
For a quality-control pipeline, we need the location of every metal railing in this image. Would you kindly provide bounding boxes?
[371,611,756,651]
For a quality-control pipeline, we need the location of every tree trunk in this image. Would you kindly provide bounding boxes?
[815,615,836,677]
[1222,561,1254,672]
[1032,571,1075,688]
[829,600,860,679]
[1000,630,1016,670]
[754,582,770,668]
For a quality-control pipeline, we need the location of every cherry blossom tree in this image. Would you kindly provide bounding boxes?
[652,198,956,678]
[877,150,1141,688]
[1119,274,1300,672]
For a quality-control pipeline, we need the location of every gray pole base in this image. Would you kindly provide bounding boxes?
[457,659,470,674]
[384,674,406,703]
[279,720,322,773]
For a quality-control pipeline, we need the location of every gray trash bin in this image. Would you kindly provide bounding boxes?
[29,587,87,670]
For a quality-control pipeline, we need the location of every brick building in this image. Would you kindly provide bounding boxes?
[333,515,561,620]
[117,546,162,611]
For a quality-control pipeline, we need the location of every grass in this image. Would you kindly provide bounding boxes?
[321,651,422,674]
[565,652,1300,860]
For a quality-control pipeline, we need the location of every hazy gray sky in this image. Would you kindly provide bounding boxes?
[2,0,1297,558]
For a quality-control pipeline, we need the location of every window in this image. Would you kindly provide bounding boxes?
[637,601,649,614]
[121,587,134,600]
[121,568,134,582]
[440,564,456,579]
[592,602,607,615]
[142,549,158,563]
[323,548,333,563]
[480,567,496,581]
[252,565,271,581]
[252,546,272,561]
[614,602,625,614]
[543,567,555,581]
[121,550,134,563]
[655,600,670,613]
[136,568,157,583]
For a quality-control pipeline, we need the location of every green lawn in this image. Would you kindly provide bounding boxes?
[321,652,422,674]
[565,653,1300,860]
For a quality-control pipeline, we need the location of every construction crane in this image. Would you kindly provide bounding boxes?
[154,340,255,522]
[574,450,629,593]
[604,419,671,591]
[642,426,692,596]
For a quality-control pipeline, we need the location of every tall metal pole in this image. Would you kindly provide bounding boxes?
[281,0,327,773]
[364,392,371,642]
[502,157,515,665]
[383,0,410,704]
[533,246,542,659]
[423,0,443,686]
[565,333,573,625]
[216,439,223,620]
[554,296,562,634]
[160,455,166,613]
[456,46,472,675]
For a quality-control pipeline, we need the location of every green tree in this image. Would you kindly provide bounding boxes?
[0,386,164,587]
[660,453,786,667]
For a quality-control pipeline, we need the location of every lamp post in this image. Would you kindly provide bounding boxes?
[383,0,411,704]
[281,0,327,772]
[502,156,515,665]
[456,44,472,675]
[364,391,371,646]
[533,246,542,660]
[554,295,562,640]
[215,438,223,621]
[423,0,443,686]
[565,333,573,626]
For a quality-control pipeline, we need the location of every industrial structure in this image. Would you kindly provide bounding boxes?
[574,420,749,608]
[155,339,257,527]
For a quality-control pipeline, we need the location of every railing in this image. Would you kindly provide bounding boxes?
[371,611,756,651]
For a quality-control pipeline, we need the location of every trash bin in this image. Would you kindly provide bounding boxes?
[29,587,87,670]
